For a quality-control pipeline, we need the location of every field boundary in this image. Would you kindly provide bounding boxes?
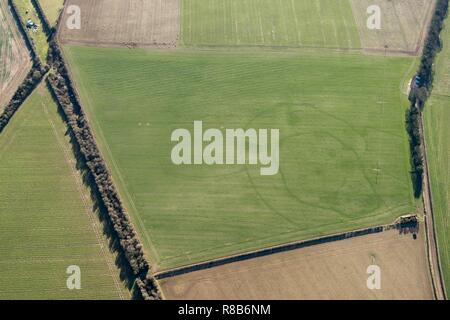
[414,0,438,57]
[406,0,449,300]
[421,113,448,300]
[155,220,416,280]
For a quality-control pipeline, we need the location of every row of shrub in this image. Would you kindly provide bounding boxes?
[0,64,48,133]
[416,0,450,91]
[46,39,160,299]
[406,0,449,198]
[135,276,161,300]
[7,0,40,64]
[30,0,53,37]
[405,105,424,198]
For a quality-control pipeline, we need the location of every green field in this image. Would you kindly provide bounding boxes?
[14,0,48,62]
[182,0,361,48]
[65,46,415,270]
[424,21,450,298]
[0,85,128,299]
[38,0,64,26]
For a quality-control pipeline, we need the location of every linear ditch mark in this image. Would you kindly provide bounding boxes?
[155,221,415,280]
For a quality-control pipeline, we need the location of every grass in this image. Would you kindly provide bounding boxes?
[64,45,415,270]
[0,84,128,299]
[13,0,48,62]
[423,20,450,298]
[182,0,361,49]
[38,0,64,26]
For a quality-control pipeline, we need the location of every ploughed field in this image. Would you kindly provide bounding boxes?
[0,85,128,299]
[350,0,436,54]
[0,1,30,110]
[59,0,180,48]
[64,46,415,270]
[160,229,433,300]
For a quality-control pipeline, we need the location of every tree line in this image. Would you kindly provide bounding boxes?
[407,0,449,198]
[46,39,160,299]
[7,0,41,64]
[417,0,449,92]
[0,64,48,134]
[1,0,48,133]
[30,0,53,37]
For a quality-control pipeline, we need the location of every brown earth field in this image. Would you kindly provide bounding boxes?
[0,0,31,110]
[160,228,433,300]
[351,0,436,55]
[58,0,180,48]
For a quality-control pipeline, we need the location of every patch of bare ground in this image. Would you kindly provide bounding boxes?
[160,228,433,300]
[58,0,180,49]
[0,1,31,110]
[351,0,436,56]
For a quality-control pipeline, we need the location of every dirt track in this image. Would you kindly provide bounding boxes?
[160,228,433,300]
[58,0,180,48]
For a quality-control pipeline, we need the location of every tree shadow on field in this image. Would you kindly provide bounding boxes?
[50,87,140,299]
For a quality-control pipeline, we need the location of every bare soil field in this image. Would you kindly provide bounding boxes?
[0,1,31,110]
[160,228,433,299]
[58,0,180,48]
[351,0,436,55]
